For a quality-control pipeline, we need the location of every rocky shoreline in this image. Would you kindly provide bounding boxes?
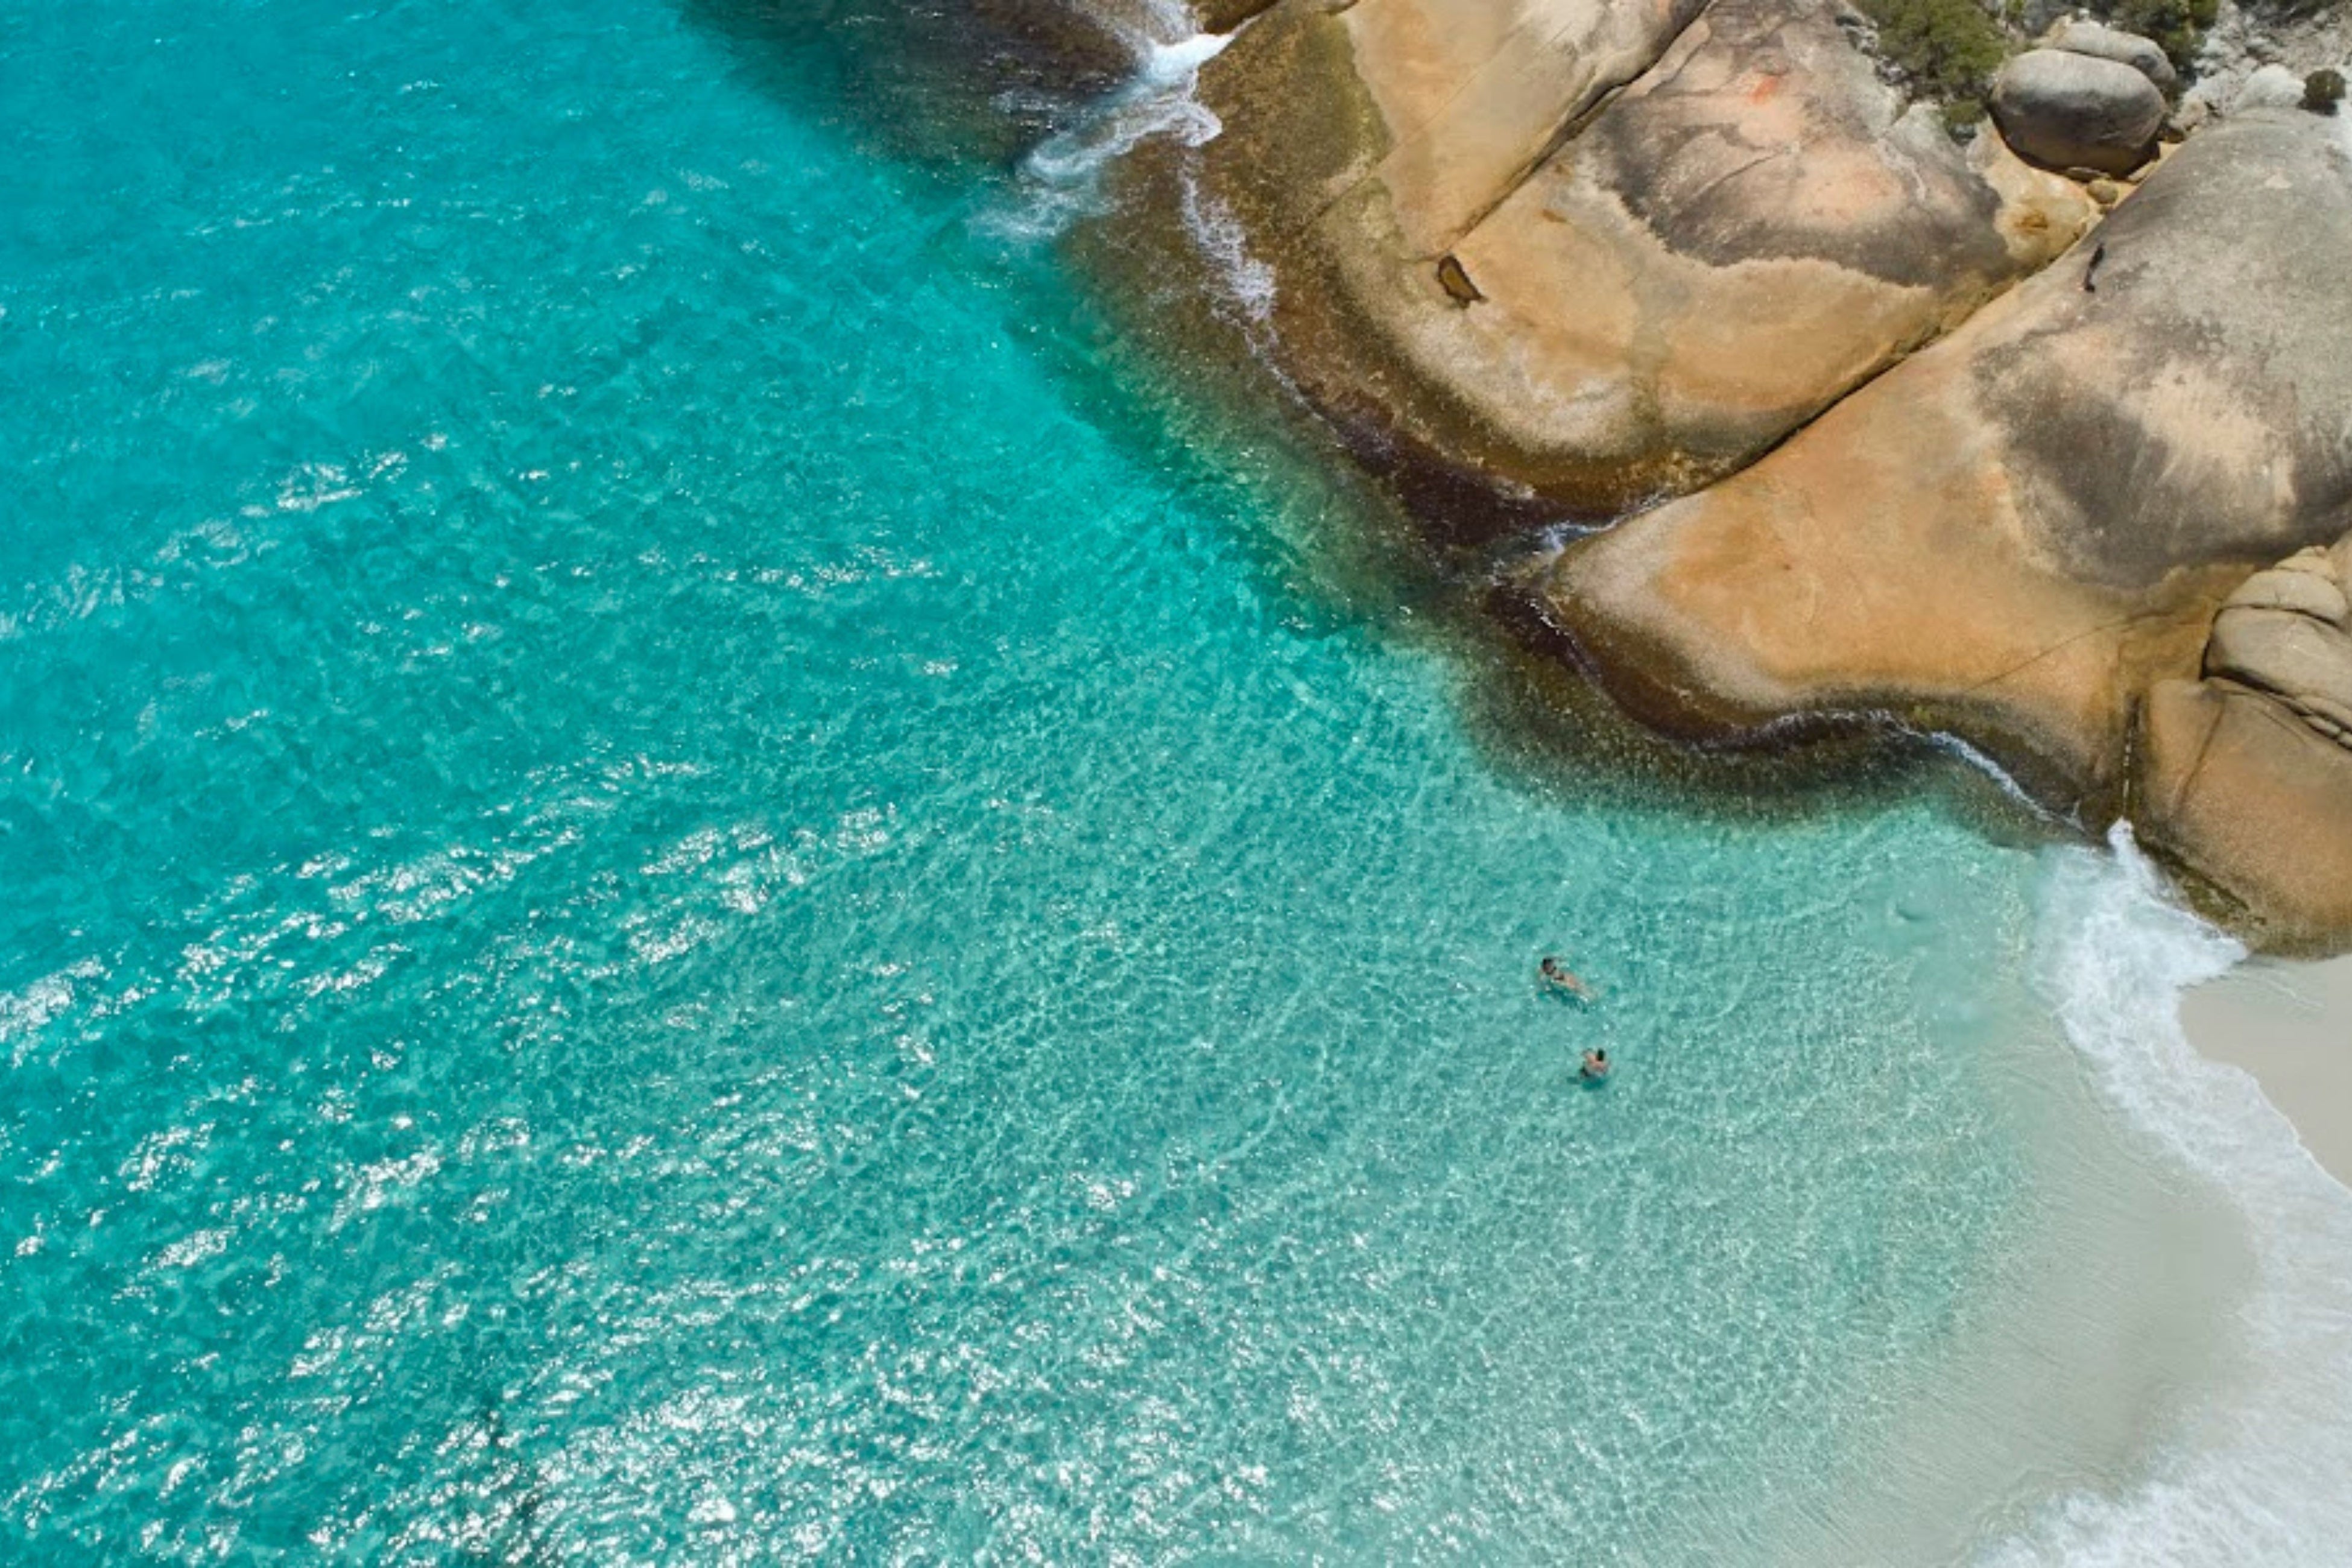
[1134,0,2352,952]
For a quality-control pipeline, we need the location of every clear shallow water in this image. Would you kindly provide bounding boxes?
[0,0,2316,1560]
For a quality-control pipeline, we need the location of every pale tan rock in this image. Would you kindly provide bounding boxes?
[2209,608,2352,727]
[1992,49,2166,177]
[2196,542,2352,740]
[2139,680,2352,952]
[1538,110,2352,940]
[1346,0,1709,253]
[2211,548,2350,624]
[2046,19,2179,95]
[1534,328,2224,798]
[1190,0,2093,511]
[1971,126,2108,262]
[1169,2,2352,949]
[1197,0,1701,253]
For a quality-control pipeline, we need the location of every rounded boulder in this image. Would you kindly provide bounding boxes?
[1991,48,2166,176]
[2046,19,2177,93]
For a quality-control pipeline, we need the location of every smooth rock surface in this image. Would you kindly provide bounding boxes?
[2203,543,2352,736]
[2047,19,2178,93]
[1187,0,2091,514]
[1198,0,1712,256]
[2139,675,2352,950]
[1539,109,2352,943]
[1993,48,2167,175]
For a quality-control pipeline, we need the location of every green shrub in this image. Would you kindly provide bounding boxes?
[2309,68,2347,113]
[1853,0,2013,127]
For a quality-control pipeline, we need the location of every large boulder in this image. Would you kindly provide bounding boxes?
[2204,543,2352,739]
[1195,0,1710,259]
[2046,19,2178,94]
[1536,109,2352,942]
[2139,539,2352,948]
[1992,48,2166,175]
[1184,0,2092,515]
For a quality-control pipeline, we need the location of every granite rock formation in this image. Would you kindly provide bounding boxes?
[2140,539,2352,949]
[2046,18,2178,94]
[1990,48,2167,174]
[1187,0,2091,515]
[1150,0,2352,948]
[1537,107,2352,943]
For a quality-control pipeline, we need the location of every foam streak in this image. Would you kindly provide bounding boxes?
[1986,825,2352,1566]
[982,33,1232,244]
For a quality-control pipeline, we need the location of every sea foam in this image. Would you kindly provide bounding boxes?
[1984,826,2352,1566]
[983,32,1233,244]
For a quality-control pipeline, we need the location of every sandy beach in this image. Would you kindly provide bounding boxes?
[2182,954,2352,1187]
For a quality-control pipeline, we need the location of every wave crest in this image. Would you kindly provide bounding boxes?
[1985,826,2352,1566]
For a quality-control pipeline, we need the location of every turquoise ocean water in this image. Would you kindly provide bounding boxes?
[7,0,2350,1560]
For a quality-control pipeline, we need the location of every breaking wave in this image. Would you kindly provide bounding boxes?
[1985,826,2352,1566]
[981,28,1234,244]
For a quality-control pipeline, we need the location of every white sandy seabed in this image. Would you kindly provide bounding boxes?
[1981,827,2352,1566]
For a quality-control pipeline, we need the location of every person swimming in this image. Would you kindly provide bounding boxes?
[1580,1048,1610,1081]
[1539,956,1595,1000]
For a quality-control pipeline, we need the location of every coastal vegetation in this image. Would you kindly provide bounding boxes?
[1840,0,2350,128]
[2095,0,2221,68]
[1847,0,2219,128]
[1850,0,2012,125]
